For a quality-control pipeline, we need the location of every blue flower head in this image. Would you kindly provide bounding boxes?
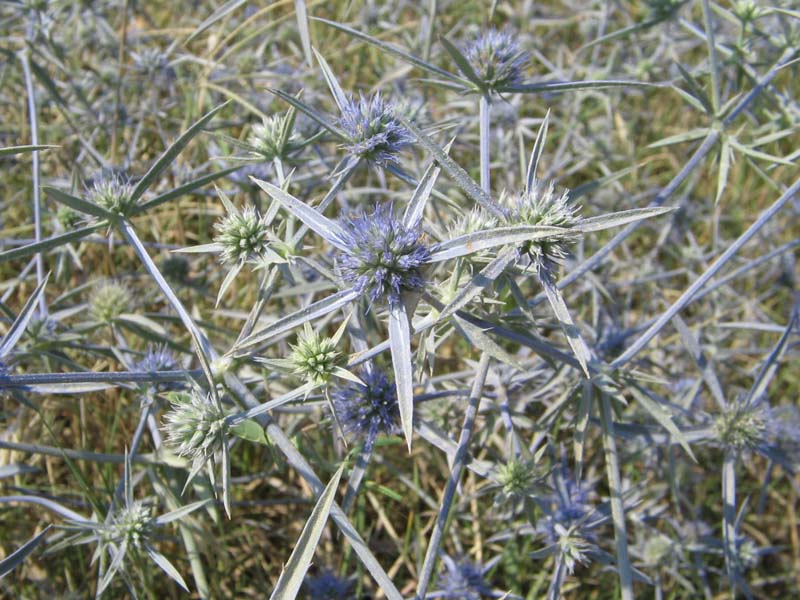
[303,569,353,600]
[434,555,492,600]
[338,93,412,166]
[463,28,529,91]
[332,367,399,448]
[336,203,430,306]
[134,344,178,373]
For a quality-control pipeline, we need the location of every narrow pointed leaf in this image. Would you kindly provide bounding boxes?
[497,79,659,94]
[0,525,51,578]
[403,150,445,228]
[0,224,103,264]
[234,288,359,353]
[250,177,349,250]
[313,48,348,112]
[628,386,696,461]
[269,88,343,137]
[429,225,568,262]
[216,261,244,308]
[295,0,314,66]
[439,36,485,92]
[395,115,506,219]
[132,165,242,215]
[389,301,415,450]
[576,207,674,233]
[526,110,550,194]
[154,499,211,526]
[437,246,517,321]
[130,101,229,203]
[541,276,592,377]
[145,545,189,591]
[43,187,115,220]
[312,17,464,83]
[185,0,247,43]
[0,145,58,157]
[269,463,345,600]
[1,273,49,357]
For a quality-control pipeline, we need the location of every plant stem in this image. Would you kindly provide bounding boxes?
[415,353,492,599]
[599,393,634,600]
[479,95,491,193]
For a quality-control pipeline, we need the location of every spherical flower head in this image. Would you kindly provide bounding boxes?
[56,205,82,229]
[502,182,581,276]
[336,203,430,306]
[554,524,592,574]
[712,397,777,453]
[435,555,491,600]
[642,532,677,567]
[248,114,300,161]
[463,28,529,91]
[90,174,136,217]
[214,204,271,264]
[498,459,539,499]
[338,93,412,167]
[303,570,353,600]
[163,391,229,474]
[135,344,178,373]
[104,500,151,548]
[290,324,341,385]
[90,282,131,324]
[332,368,399,447]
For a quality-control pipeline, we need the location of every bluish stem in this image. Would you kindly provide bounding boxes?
[599,393,634,600]
[479,95,491,193]
[722,451,738,594]
[415,353,491,599]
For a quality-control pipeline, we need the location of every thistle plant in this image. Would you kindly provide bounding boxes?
[89,282,130,324]
[338,93,412,167]
[332,367,399,450]
[3,2,799,599]
[461,28,529,93]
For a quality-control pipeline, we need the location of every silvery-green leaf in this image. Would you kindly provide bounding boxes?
[576,207,673,233]
[395,114,506,219]
[541,276,592,377]
[216,261,244,308]
[269,88,344,138]
[389,301,415,451]
[130,101,230,203]
[497,79,660,94]
[0,224,103,265]
[439,36,486,92]
[97,540,127,597]
[526,109,550,194]
[312,17,465,83]
[313,47,348,113]
[234,288,359,353]
[133,166,242,215]
[437,246,518,321]
[0,525,51,578]
[628,386,696,461]
[154,499,211,526]
[250,177,349,251]
[0,144,57,157]
[185,0,247,43]
[43,187,116,220]
[145,545,189,591]
[117,313,167,336]
[295,0,313,65]
[402,147,447,229]
[0,273,49,358]
[269,463,345,600]
[429,225,567,262]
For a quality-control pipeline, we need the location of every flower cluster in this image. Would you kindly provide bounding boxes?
[463,29,529,91]
[434,555,493,600]
[214,204,272,264]
[338,93,412,166]
[501,182,581,276]
[288,323,343,385]
[302,569,353,599]
[335,203,430,306]
[163,390,229,478]
[332,367,399,448]
[90,174,136,216]
[90,282,131,324]
[248,114,300,161]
